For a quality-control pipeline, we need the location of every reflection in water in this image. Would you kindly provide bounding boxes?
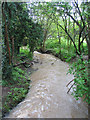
[5,51,88,118]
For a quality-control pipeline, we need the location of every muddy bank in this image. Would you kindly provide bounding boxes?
[5,51,88,118]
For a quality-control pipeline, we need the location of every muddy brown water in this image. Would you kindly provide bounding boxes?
[5,51,88,118]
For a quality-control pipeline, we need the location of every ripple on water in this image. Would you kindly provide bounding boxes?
[41,105,44,111]
[54,102,58,106]
[13,110,21,115]
[32,109,38,114]
[47,96,51,101]
[19,100,31,105]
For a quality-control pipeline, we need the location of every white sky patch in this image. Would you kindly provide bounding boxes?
[44,0,52,1]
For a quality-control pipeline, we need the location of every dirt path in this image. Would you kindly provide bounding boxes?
[5,51,88,118]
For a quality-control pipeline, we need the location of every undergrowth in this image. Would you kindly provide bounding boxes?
[67,56,90,104]
[45,38,88,61]
[20,46,33,61]
[2,66,31,117]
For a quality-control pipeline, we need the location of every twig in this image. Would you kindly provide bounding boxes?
[66,79,74,87]
[67,82,75,94]
[13,61,31,67]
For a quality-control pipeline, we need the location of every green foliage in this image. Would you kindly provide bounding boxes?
[12,67,31,87]
[2,40,12,84]
[45,38,77,61]
[12,67,25,82]
[3,87,28,115]
[68,56,89,104]
[2,2,43,89]
[2,2,43,83]
[8,87,27,101]
[2,63,13,86]
[20,46,33,60]
[2,66,31,116]
[2,65,29,87]
[46,39,59,48]
[45,37,88,62]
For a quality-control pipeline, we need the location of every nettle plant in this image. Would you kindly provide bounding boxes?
[67,55,89,104]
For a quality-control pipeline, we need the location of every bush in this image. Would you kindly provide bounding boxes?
[3,88,28,114]
[67,55,89,104]
[2,66,31,116]
[20,46,33,60]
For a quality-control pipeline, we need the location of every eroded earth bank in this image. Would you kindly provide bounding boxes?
[5,51,88,118]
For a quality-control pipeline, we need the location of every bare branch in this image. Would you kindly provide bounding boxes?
[66,12,81,28]
[66,79,74,87]
[74,0,85,26]
[67,82,75,94]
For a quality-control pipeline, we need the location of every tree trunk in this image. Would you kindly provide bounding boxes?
[42,16,53,51]
[17,46,20,54]
[73,13,75,42]
[67,16,70,51]
[2,8,11,65]
[43,29,48,51]
[57,23,61,58]
[87,40,90,60]
[11,36,14,60]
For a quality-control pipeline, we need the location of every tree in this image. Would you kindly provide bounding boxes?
[2,2,43,82]
[29,2,54,51]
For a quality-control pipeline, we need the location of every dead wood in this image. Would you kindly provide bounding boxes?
[13,61,33,68]
[67,82,75,94]
[66,79,74,87]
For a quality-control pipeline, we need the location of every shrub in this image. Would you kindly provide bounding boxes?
[67,55,89,104]
[3,88,28,115]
